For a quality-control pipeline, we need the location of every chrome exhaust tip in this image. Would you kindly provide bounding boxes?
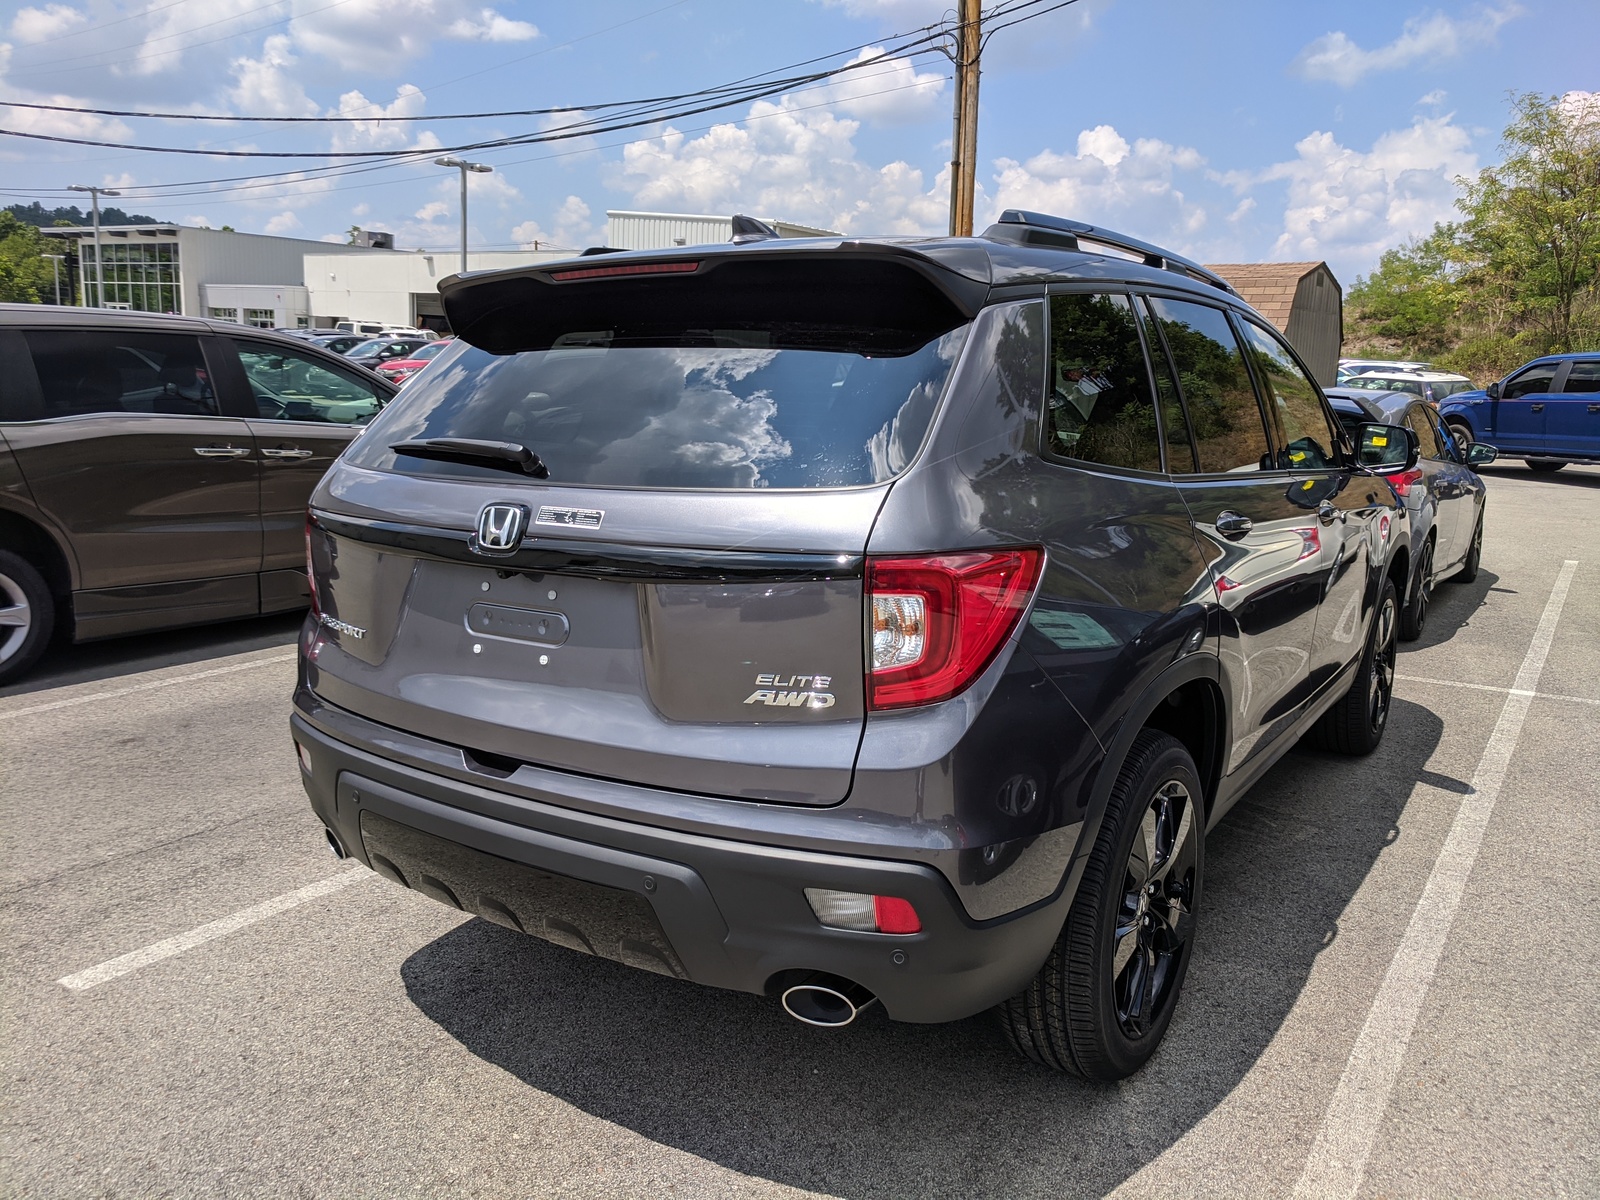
[780,973,877,1028]
[325,829,347,860]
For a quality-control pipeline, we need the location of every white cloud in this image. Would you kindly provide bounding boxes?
[328,84,435,151]
[415,201,449,221]
[263,210,301,234]
[1255,115,1476,272]
[989,125,1209,244]
[128,0,274,78]
[9,4,86,43]
[512,195,596,251]
[614,97,946,235]
[811,46,945,124]
[814,0,949,19]
[229,34,316,117]
[1417,89,1447,107]
[444,7,537,42]
[1292,5,1522,87]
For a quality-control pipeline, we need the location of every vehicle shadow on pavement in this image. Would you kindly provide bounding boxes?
[1410,568,1500,651]
[400,694,1447,1199]
[0,612,303,699]
[1476,464,1600,490]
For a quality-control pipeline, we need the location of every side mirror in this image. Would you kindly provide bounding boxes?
[1485,380,1500,400]
[1467,442,1498,466]
[1354,422,1419,473]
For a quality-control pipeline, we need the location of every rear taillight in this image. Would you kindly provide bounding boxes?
[804,889,923,934]
[305,512,321,617]
[865,547,1044,710]
[1384,467,1425,498]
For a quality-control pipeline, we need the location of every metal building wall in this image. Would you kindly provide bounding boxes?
[606,211,839,250]
[175,228,393,317]
[1284,265,1344,386]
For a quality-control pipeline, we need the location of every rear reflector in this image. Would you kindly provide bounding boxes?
[804,889,922,935]
[548,260,699,282]
[865,547,1044,710]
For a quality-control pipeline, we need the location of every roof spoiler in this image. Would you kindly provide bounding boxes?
[983,210,1237,296]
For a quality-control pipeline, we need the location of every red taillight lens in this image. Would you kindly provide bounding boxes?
[305,512,321,617]
[865,547,1044,710]
[872,895,922,934]
[1384,467,1425,498]
[548,260,699,282]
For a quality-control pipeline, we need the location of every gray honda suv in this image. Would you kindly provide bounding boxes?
[293,211,1415,1079]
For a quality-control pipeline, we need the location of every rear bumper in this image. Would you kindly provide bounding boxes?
[291,709,1069,1023]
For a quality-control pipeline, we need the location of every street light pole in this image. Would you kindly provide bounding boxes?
[434,156,493,273]
[67,184,120,307]
[43,254,64,306]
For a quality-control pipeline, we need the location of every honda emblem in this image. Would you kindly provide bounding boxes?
[471,503,528,556]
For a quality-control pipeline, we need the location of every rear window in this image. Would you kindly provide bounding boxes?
[344,327,969,489]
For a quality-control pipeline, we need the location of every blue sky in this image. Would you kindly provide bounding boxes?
[1,0,1594,284]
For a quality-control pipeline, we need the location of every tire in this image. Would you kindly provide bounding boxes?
[1310,575,1398,756]
[1445,420,1473,456]
[1456,510,1483,584]
[1399,537,1433,642]
[1526,460,1567,473]
[0,551,55,686]
[998,730,1203,1081]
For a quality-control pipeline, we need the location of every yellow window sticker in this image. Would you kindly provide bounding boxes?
[1371,435,1388,447]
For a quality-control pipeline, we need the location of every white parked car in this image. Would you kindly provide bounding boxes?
[1343,370,1477,406]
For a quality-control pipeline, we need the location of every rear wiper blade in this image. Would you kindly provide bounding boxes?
[390,438,550,478]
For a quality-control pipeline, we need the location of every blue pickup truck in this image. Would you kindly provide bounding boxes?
[1438,353,1600,473]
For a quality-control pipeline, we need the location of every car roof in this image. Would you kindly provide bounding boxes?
[0,303,345,351]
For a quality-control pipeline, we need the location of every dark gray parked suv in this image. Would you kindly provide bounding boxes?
[293,211,1415,1079]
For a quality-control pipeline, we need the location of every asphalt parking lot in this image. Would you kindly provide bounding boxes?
[3,464,1597,1200]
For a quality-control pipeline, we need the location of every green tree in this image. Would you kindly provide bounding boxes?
[0,211,57,304]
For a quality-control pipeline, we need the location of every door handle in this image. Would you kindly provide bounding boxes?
[1588,404,1599,413]
[261,447,315,459]
[1530,403,1545,412]
[194,445,252,458]
[1317,501,1338,526]
[1215,510,1253,537]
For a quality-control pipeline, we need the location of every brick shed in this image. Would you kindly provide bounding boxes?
[1205,261,1343,386]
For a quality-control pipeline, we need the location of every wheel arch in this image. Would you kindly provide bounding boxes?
[0,505,76,600]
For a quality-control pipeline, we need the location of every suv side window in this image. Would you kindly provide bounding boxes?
[23,330,217,417]
[235,340,385,425]
[1236,318,1341,470]
[1564,361,1600,393]
[1044,293,1163,472]
[1503,362,1558,399]
[1134,297,1198,473]
[1144,297,1272,473]
[1405,405,1446,459]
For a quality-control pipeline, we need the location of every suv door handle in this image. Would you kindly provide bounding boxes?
[1317,501,1338,526]
[1215,510,1253,537]
[1588,404,1599,413]
[194,445,252,458]
[261,447,314,459]
[1530,403,1545,412]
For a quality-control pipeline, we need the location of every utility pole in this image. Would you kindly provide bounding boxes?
[947,0,981,237]
[68,184,119,307]
[434,156,493,273]
[43,254,64,306]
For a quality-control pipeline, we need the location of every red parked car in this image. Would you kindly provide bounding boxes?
[375,339,452,385]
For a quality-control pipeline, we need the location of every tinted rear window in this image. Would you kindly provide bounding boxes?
[344,327,968,489]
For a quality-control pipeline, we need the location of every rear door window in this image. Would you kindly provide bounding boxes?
[1405,405,1447,459]
[1043,293,1162,472]
[1144,297,1273,473]
[1236,318,1341,470]
[346,325,970,489]
[23,330,217,417]
[1563,362,1600,393]
[234,340,386,425]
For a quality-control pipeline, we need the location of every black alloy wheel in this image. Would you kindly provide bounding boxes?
[1400,537,1433,641]
[1311,574,1399,756]
[998,730,1203,1080]
[1457,512,1484,584]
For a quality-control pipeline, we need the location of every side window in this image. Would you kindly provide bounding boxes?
[23,330,216,417]
[1503,363,1558,399]
[1135,297,1197,472]
[235,341,385,425]
[1405,406,1446,459]
[1563,362,1600,394]
[1426,411,1458,460]
[1044,293,1162,472]
[1144,297,1272,473]
[1237,318,1341,470]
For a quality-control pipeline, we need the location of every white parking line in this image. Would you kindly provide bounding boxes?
[1396,673,1599,706]
[1292,559,1580,1200]
[57,868,373,991]
[0,653,296,721]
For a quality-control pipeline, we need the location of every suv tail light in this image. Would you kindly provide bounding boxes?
[305,512,321,617]
[1384,467,1425,498]
[865,548,1044,710]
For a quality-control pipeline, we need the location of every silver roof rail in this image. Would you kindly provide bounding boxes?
[985,209,1237,296]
